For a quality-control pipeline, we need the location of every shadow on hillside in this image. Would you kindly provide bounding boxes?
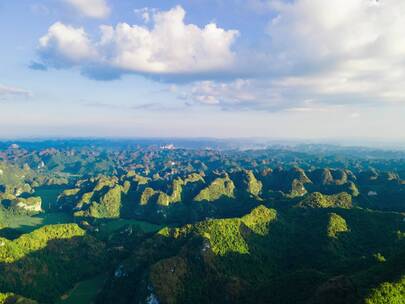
[0,235,107,304]
[0,227,26,239]
[218,208,404,304]
[97,206,405,304]
[0,213,74,240]
[119,194,266,227]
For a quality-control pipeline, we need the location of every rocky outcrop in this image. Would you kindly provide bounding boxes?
[11,197,42,212]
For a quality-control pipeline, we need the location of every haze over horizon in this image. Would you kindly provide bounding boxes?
[1,4,405,300]
[2,0,405,139]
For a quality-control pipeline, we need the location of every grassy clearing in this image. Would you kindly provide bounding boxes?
[98,218,162,236]
[0,212,73,239]
[34,185,66,210]
[57,274,107,304]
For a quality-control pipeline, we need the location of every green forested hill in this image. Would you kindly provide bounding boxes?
[0,142,404,303]
[98,204,404,304]
[0,224,107,303]
[0,292,37,304]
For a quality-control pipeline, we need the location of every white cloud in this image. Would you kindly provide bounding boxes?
[98,6,238,74]
[37,6,238,77]
[187,79,285,110]
[0,84,32,99]
[36,1,405,112]
[186,68,402,112]
[266,0,405,65]
[39,22,97,67]
[265,0,405,92]
[187,0,405,111]
[134,8,157,23]
[63,0,110,18]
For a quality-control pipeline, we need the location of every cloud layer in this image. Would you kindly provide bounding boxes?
[63,0,110,19]
[38,6,239,79]
[185,0,405,111]
[39,22,97,67]
[0,84,32,100]
[35,1,405,112]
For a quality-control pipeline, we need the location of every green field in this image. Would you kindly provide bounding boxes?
[98,218,162,236]
[34,185,67,210]
[0,212,162,239]
[57,274,107,304]
[0,212,73,239]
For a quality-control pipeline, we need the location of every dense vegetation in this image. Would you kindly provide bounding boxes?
[0,140,404,303]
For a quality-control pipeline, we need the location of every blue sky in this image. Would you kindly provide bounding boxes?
[1,0,405,140]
